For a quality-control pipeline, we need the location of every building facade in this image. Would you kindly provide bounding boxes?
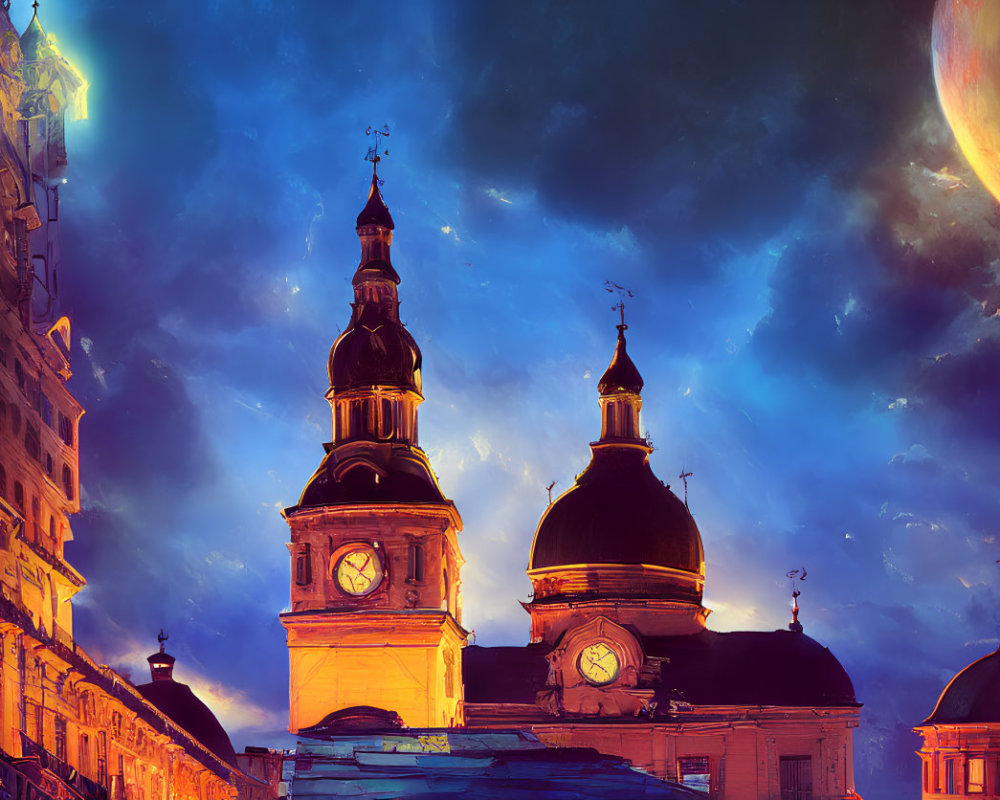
[915,645,1000,798]
[0,6,254,800]
[284,169,863,799]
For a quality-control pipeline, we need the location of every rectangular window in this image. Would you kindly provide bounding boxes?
[13,481,23,512]
[969,758,985,793]
[62,464,73,501]
[97,731,107,786]
[946,759,955,794]
[24,423,40,462]
[58,412,72,446]
[678,756,710,795]
[295,544,311,586]
[33,703,42,747]
[780,755,813,800]
[54,716,66,762]
[39,393,51,427]
[14,359,23,391]
[407,542,424,582]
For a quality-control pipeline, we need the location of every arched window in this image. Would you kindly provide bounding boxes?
[407,542,424,583]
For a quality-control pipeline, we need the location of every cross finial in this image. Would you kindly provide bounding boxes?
[157,628,169,653]
[679,469,693,509]
[604,280,633,333]
[32,0,38,11]
[365,125,390,183]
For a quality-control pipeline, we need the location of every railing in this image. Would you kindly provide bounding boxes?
[20,732,108,800]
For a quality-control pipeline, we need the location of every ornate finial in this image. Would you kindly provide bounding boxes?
[786,568,806,632]
[679,469,693,509]
[604,281,633,333]
[157,628,169,653]
[365,125,390,184]
[32,0,39,11]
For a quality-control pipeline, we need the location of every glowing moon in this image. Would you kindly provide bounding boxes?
[932,0,1000,204]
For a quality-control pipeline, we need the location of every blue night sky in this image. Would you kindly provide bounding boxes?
[12,1,999,797]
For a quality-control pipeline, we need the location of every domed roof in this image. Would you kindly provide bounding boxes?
[529,446,703,574]
[295,442,445,508]
[356,174,394,230]
[135,672,237,766]
[598,328,643,394]
[922,646,1000,725]
[328,303,421,393]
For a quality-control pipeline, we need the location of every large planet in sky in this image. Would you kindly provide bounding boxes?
[933,0,1000,204]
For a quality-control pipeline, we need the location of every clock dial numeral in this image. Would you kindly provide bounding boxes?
[577,642,620,686]
[335,547,384,596]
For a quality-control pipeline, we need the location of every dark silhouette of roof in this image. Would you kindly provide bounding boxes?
[598,328,643,395]
[922,646,1000,725]
[464,629,858,709]
[295,443,446,507]
[135,680,237,766]
[356,173,394,230]
[530,446,703,575]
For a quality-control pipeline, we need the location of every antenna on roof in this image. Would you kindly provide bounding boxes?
[679,469,693,509]
[786,568,806,632]
[604,280,633,332]
[545,480,557,506]
[365,125,391,184]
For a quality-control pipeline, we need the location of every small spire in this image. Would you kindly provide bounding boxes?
[786,568,806,632]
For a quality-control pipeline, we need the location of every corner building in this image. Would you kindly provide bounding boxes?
[0,7,256,800]
[286,173,862,799]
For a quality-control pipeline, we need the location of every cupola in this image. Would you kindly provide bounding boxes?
[526,318,707,644]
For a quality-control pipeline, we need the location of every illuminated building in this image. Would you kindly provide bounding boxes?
[0,5,257,799]
[281,163,465,732]
[915,646,1000,797]
[285,168,864,799]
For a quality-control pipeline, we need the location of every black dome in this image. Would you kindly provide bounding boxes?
[295,443,445,508]
[922,646,1000,724]
[328,304,421,393]
[530,447,703,573]
[135,680,237,766]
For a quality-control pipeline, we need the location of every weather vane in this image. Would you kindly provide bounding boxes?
[604,280,633,331]
[786,568,807,632]
[157,628,169,653]
[365,125,390,184]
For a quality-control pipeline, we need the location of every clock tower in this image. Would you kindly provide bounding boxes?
[280,163,465,732]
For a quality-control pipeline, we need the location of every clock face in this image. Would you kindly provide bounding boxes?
[335,546,384,596]
[577,642,620,686]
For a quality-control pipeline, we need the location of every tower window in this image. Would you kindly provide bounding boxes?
[407,542,424,583]
[295,544,312,586]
